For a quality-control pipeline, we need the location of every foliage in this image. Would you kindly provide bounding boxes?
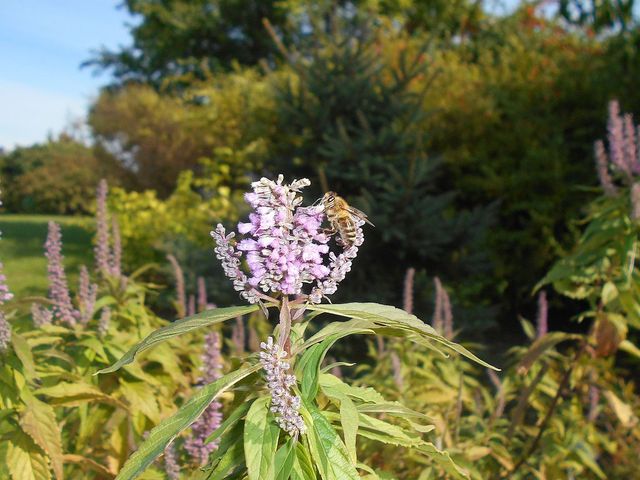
[0,136,120,215]
[89,69,272,196]
[102,302,493,480]
[0,215,93,298]
[266,22,496,328]
[84,0,293,86]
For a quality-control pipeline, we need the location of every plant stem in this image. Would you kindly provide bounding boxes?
[502,341,587,479]
[278,296,292,354]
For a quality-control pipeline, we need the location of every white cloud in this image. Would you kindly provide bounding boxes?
[0,80,88,150]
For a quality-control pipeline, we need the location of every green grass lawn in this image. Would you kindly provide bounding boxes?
[1,214,94,298]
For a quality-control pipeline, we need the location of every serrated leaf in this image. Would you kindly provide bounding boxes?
[11,334,37,381]
[304,403,359,480]
[98,305,259,374]
[319,374,385,404]
[118,381,161,423]
[36,382,126,408]
[417,443,469,479]
[115,364,260,480]
[291,442,315,480]
[305,303,498,370]
[273,439,296,480]
[206,440,244,480]
[516,332,582,374]
[205,400,253,444]
[601,282,618,305]
[244,396,280,480]
[339,396,358,463]
[63,454,113,478]
[603,391,635,427]
[19,395,63,480]
[6,431,51,480]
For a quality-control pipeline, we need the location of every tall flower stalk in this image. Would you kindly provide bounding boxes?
[0,263,11,353]
[167,254,186,318]
[78,265,98,326]
[211,175,367,437]
[95,179,122,278]
[45,222,78,327]
[185,332,223,465]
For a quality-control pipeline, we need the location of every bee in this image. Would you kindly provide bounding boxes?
[321,191,374,247]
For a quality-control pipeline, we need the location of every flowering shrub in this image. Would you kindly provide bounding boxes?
[101,175,496,480]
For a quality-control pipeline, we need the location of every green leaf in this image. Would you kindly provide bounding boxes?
[97,305,259,374]
[19,394,64,480]
[115,364,260,480]
[319,374,385,404]
[206,438,245,480]
[205,400,253,444]
[357,414,421,447]
[298,336,343,402]
[273,439,296,480]
[6,431,51,480]
[291,442,316,480]
[516,332,582,374]
[303,403,359,480]
[36,382,126,408]
[244,396,280,480]
[416,443,469,480]
[339,396,358,463]
[601,282,618,305]
[305,303,498,370]
[619,339,640,359]
[11,334,37,382]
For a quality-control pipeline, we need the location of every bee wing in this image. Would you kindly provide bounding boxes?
[347,206,375,227]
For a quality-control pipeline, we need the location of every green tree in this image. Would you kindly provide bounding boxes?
[84,0,293,87]
[0,135,120,214]
[268,22,496,327]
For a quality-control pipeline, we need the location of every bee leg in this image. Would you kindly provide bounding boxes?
[322,228,337,236]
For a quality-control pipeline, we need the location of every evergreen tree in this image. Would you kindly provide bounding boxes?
[268,22,496,328]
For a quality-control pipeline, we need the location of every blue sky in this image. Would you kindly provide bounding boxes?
[0,1,130,149]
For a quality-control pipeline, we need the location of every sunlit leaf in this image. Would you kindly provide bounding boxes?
[97,305,259,374]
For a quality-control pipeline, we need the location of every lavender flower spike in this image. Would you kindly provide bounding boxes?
[164,442,181,480]
[212,175,365,304]
[95,179,111,274]
[0,263,12,305]
[32,303,53,328]
[167,254,186,318]
[78,266,98,326]
[259,337,306,437]
[536,291,548,339]
[185,332,224,465]
[0,313,10,353]
[45,222,78,327]
[98,307,111,338]
[197,276,208,312]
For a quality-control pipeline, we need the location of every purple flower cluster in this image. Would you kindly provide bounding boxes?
[596,100,640,192]
[98,307,111,338]
[45,222,78,327]
[0,263,12,305]
[211,175,364,304]
[32,303,53,328]
[78,266,98,326]
[197,277,208,312]
[164,442,181,480]
[432,277,453,339]
[536,291,548,339]
[95,180,122,277]
[0,262,10,352]
[185,332,223,465]
[167,254,186,318]
[259,336,306,437]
